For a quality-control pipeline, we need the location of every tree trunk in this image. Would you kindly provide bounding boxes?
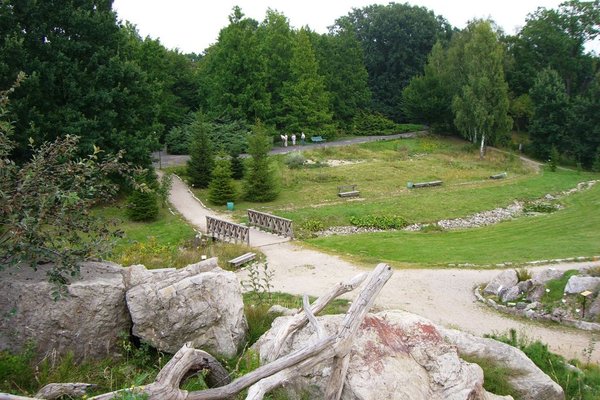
[479,133,486,159]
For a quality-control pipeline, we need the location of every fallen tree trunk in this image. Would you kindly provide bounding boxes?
[3,264,391,400]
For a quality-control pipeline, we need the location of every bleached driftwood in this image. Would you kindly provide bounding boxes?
[2,264,391,400]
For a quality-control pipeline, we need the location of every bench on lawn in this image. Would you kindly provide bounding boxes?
[228,252,256,268]
[407,180,443,189]
[489,172,507,179]
[338,184,360,197]
[311,136,326,143]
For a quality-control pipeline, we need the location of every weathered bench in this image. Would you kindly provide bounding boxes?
[407,180,443,189]
[311,136,326,143]
[489,172,507,180]
[338,184,360,197]
[228,252,256,268]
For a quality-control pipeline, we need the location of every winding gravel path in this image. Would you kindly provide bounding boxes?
[165,173,600,363]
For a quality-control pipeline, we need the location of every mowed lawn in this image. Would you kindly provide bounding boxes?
[307,181,600,267]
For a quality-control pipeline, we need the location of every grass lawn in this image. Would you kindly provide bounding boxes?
[307,182,600,267]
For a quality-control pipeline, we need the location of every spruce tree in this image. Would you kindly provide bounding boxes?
[208,155,237,205]
[127,189,159,221]
[243,121,279,202]
[187,117,214,188]
[230,151,245,180]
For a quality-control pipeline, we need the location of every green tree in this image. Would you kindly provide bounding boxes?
[243,121,278,202]
[230,152,245,180]
[127,187,159,221]
[199,6,269,122]
[509,94,534,133]
[280,28,334,135]
[507,0,600,96]
[452,21,512,158]
[0,0,160,166]
[208,154,237,205]
[187,116,214,188]
[336,3,452,120]
[568,72,600,167]
[529,68,572,159]
[313,23,371,129]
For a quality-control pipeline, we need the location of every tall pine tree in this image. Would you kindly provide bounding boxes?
[243,121,278,202]
[208,154,237,205]
[187,115,214,188]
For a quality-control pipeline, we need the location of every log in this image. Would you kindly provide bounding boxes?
[36,383,96,399]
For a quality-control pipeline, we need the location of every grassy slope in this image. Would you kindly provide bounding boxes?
[307,181,600,266]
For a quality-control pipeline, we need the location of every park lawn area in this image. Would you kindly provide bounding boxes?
[194,136,596,228]
[94,203,196,258]
[306,181,600,267]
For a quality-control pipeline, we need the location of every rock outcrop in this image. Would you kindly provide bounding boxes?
[254,310,513,400]
[0,262,131,360]
[563,276,600,294]
[441,329,564,400]
[126,258,247,357]
[483,270,518,296]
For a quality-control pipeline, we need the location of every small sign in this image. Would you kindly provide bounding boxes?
[581,290,593,297]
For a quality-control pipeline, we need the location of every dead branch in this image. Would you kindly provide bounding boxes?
[36,383,96,399]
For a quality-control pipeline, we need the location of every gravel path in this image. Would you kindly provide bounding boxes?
[163,156,600,364]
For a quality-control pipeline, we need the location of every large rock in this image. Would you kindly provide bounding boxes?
[0,262,131,360]
[126,258,247,357]
[254,310,510,400]
[531,269,564,286]
[564,276,600,294]
[501,286,522,303]
[441,329,564,400]
[484,270,518,296]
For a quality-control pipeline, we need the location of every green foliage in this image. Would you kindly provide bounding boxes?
[460,354,520,398]
[542,270,579,304]
[284,152,306,169]
[336,2,452,120]
[487,329,600,400]
[241,261,274,305]
[509,93,534,132]
[523,201,558,213]
[548,146,560,172]
[593,148,600,173]
[127,187,160,222]
[165,125,192,155]
[350,111,399,135]
[515,268,532,282]
[349,215,408,230]
[243,121,279,202]
[208,155,237,205]
[0,132,131,287]
[230,152,246,180]
[187,116,214,188]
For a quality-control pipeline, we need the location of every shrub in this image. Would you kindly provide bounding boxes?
[208,155,237,206]
[523,201,557,213]
[351,111,399,136]
[548,146,559,172]
[126,188,159,222]
[515,268,532,282]
[349,215,408,229]
[284,152,306,169]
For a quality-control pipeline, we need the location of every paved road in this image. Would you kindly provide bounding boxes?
[165,172,600,363]
[153,131,423,169]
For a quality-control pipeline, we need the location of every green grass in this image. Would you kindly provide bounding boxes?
[541,270,579,304]
[306,182,600,266]
[461,354,521,398]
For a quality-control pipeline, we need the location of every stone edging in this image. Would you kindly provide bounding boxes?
[473,286,600,332]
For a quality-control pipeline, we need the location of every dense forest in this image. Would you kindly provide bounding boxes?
[1,0,599,168]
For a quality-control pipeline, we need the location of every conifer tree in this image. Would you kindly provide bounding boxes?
[187,116,214,188]
[243,121,279,202]
[208,154,237,205]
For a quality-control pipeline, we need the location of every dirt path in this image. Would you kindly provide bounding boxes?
[165,175,600,364]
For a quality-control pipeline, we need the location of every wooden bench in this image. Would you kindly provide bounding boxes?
[407,180,443,189]
[311,136,326,143]
[228,252,256,268]
[338,184,360,197]
[489,172,507,179]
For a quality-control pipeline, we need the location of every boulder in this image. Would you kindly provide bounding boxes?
[564,276,600,294]
[254,310,510,400]
[587,295,600,320]
[484,270,518,296]
[517,280,533,293]
[526,285,546,303]
[501,286,522,303]
[126,258,247,357]
[441,329,564,400]
[531,269,564,286]
[0,262,131,360]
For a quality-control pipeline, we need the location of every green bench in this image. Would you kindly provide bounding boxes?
[311,136,326,143]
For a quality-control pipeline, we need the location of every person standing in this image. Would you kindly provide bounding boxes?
[301,132,306,145]
[291,133,296,146]
[284,134,288,147]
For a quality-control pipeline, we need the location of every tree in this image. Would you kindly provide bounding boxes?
[230,152,245,180]
[1,120,129,290]
[452,21,512,158]
[507,0,600,96]
[313,23,371,129]
[336,3,452,120]
[243,121,278,202]
[127,187,160,221]
[0,0,161,167]
[280,28,334,135]
[187,115,214,188]
[208,154,237,205]
[568,72,600,167]
[528,68,572,159]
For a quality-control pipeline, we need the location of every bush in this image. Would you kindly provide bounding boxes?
[165,125,191,155]
[208,155,237,206]
[127,188,159,222]
[284,152,306,169]
[523,201,557,213]
[349,215,408,229]
[351,111,399,136]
